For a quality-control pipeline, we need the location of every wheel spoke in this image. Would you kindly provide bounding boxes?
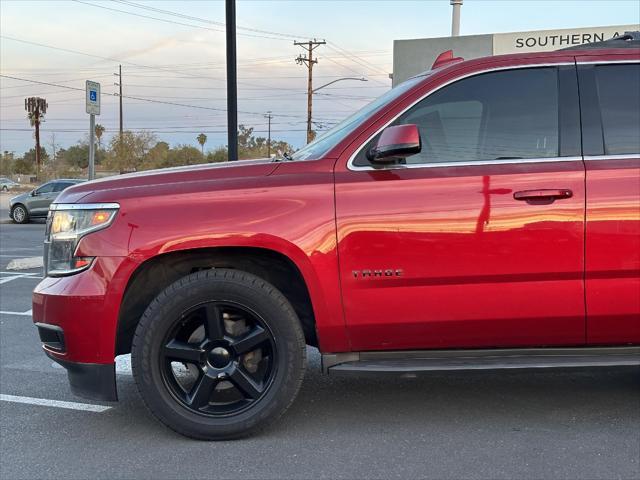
[231,326,270,355]
[229,367,263,399]
[202,304,224,341]
[188,372,217,408]
[163,339,204,364]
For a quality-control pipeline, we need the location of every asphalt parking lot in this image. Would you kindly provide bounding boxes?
[0,191,639,480]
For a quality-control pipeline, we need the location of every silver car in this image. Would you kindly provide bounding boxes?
[9,179,84,224]
[0,177,19,192]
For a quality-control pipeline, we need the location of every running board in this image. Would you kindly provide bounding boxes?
[323,347,640,376]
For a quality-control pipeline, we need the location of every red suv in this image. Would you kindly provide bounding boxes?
[33,36,640,439]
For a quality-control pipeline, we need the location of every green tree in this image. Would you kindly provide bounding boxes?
[236,124,293,159]
[95,124,105,149]
[1,151,15,175]
[21,147,49,172]
[63,144,90,169]
[62,143,105,170]
[166,145,204,167]
[143,141,170,170]
[107,131,156,173]
[196,133,207,155]
[206,147,227,163]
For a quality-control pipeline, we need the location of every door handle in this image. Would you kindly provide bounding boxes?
[513,189,573,205]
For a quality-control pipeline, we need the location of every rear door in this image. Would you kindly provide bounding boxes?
[335,62,586,351]
[577,56,640,343]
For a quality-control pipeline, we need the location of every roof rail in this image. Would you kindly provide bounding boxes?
[560,31,640,51]
[431,50,464,70]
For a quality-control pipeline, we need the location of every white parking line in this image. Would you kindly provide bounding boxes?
[0,309,32,316]
[0,272,43,284]
[0,271,41,275]
[0,394,111,412]
[0,275,30,285]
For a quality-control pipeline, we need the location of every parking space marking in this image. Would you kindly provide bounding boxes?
[0,309,32,316]
[0,272,43,282]
[0,394,111,412]
[0,274,41,285]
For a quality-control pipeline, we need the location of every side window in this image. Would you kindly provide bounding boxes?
[35,183,55,194]
[52,182,71,192]
[595,64,640,155]
[354,67,560,166]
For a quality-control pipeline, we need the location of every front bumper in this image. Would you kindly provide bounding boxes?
[32,255,139,402]
[45,350,118,401]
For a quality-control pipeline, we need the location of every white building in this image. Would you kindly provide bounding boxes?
[392,24,639,86]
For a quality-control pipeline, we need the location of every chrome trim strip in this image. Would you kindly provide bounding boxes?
[50,202,120,211]
[575,59,639,65]
[346,62,575,172]
[583,154,640,161]
[349,156,583,171]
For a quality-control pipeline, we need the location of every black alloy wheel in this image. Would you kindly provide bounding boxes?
[160,300,277,417]
[132,269,306,440]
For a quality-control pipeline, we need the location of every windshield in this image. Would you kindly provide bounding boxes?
[290,75,425,161]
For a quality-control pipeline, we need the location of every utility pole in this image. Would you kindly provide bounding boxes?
[295,39,326,144]
[49,133,58,168]
[226,0,238,161]
[451,0,463,37]
[25,97,47,180]
[265,111,272,158]
[114,65,123,137]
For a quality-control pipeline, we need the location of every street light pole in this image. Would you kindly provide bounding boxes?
[451,0,463,37]
[312,77,367,93]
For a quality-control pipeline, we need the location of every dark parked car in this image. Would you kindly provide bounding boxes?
[10,179,84,223]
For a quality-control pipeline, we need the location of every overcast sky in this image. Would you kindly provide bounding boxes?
[1,0,638,155]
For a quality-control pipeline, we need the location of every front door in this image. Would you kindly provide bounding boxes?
[29,182,57,216]
[335,64,586,351]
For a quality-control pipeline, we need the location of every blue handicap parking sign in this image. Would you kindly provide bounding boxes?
[90,90,97,101]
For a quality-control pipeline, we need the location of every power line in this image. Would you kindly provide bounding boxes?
[326,42,391,76]
[0,35,227,83]
[0,73,328,120]
[72,0,302,41]
[112,0,310,40]
[72,0,293,41]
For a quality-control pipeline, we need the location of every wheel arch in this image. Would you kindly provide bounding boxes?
[116,246,319,357]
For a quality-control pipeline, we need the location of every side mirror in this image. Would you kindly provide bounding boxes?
[30,190,37,196]
[367,124,421,164]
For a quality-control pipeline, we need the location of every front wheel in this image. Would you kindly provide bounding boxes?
[11,205,29,224]
[131,269,306,440]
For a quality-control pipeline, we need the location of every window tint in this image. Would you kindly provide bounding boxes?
[595,64,640,155]
[52,182,71,192]
[36,183,55,194]
[354,67,559,166]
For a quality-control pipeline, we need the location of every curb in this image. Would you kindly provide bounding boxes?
[6,257,44,270]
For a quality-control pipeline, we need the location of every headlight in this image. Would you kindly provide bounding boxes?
[45,203,119,276]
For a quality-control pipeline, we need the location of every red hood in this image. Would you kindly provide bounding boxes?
[56,158,279,204]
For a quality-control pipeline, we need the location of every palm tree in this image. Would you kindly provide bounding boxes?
[197,133,207,155]
[95,124,105,149]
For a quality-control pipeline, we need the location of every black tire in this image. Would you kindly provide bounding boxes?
[11,204,29,224]
[1,186,7,192]
[131,268,306,440]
